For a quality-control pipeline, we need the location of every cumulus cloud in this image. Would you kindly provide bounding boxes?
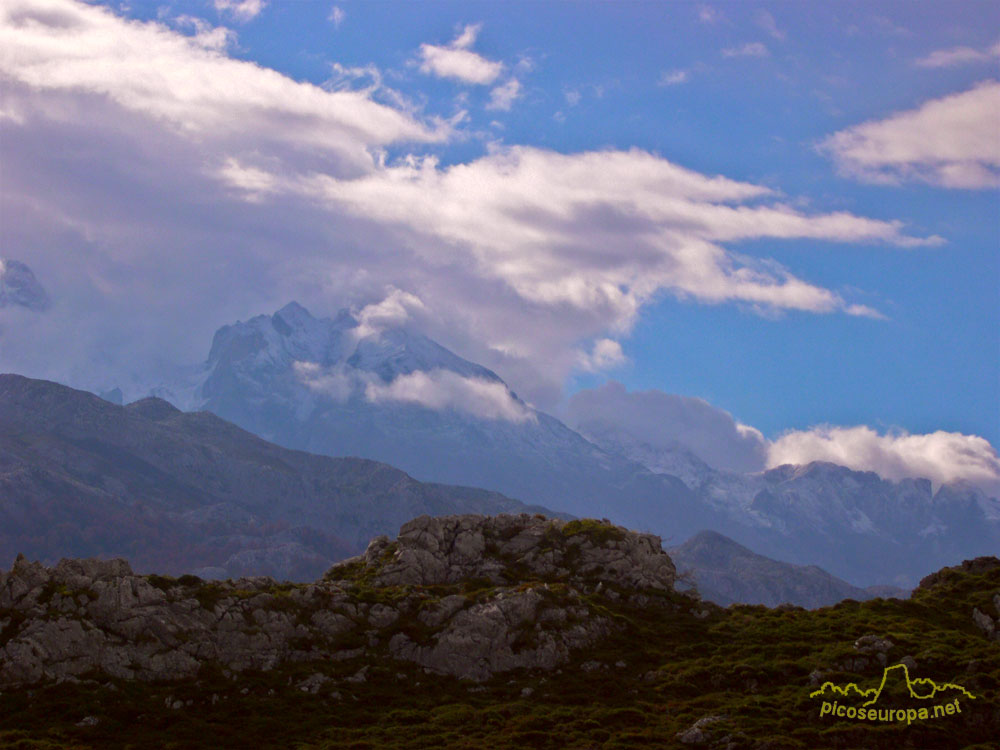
[0,0,941,409]
[915,40,1000,68]
[564,382,769,474]
[418,23,503,85]
[214,0,265,23]
[577,339,626,373]
[352,287,426,338]
[365,369,535,423]
[722,42,769,58]
[768,425,1000,495]
[486,78,521,111]
[821,81,1000,188]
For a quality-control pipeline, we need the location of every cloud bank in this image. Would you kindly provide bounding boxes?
[295,360,534,424]
[566,382,1000,494]
[768,425,1000,495]
[365,369,535,423]
[821,81,1000,188]
[0,0,942,409]
[564,381,769,474]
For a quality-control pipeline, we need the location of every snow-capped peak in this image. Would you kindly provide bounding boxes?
[199,302,517,414]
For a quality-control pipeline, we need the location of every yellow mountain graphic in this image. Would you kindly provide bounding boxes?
[810,663,977,706]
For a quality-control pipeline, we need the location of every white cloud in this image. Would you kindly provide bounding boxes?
[564,89,581,106]
[0,0,446,176]
[214,0,265,23]
[915,40,1000,68]
[486,78,521,111]
[722,42,769,58]
[0,0,942,410]
[281,145,935,326]
[328,6,345,28]
[821,81,1000,188]
[564,381,769,474]
[418,23,503,85]
[566,383,1000,494]
[173,15,237,51]
[755,10,785,40]
[365,369,535,423]
[296,351,535,425]
[577,339,626,373]
[658,70,689,86]
[352,287,426,338]
[768,425,1000,494]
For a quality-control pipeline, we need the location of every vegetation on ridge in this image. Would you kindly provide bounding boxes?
[0,553,996,749]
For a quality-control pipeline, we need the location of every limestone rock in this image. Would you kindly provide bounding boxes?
[333,514,676,592]
[676,715,726,744]
[972,607,997,640]
[0,514,682,686]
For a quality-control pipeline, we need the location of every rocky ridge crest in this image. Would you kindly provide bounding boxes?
[0,514,682,686]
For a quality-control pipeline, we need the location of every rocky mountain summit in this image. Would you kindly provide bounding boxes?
[343,513,675,591]
[0,514,684,687]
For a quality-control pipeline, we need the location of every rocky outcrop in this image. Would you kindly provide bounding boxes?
[917,556,1000,590]
[0,514,684,687]
[335,514,676,591]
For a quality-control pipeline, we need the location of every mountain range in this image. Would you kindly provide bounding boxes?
[0,374,553,580]
[131,302,999,588]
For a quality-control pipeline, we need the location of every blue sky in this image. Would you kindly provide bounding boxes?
[0,0,997,488]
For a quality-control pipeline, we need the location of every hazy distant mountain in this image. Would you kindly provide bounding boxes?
[140,302,999,588]
[0,259,49,312]
[0,374,555,580]
[668,530,908,608]
[579,418,1000,588]
[570,422,717,489]
[694,461,999,588]
[167,302,715,539]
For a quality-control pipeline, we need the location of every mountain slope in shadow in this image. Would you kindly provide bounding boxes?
[0,374,556,579]
[668,530,909,608]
